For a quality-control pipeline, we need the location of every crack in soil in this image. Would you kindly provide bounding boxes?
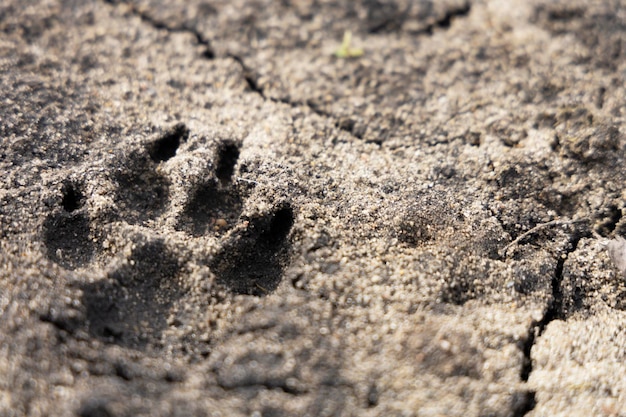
[103,0,361,141]
[104,0,216,58]
[105,0,474,146]
[226,53,265,96]
[227,53,365,141]
[516,227,589,415]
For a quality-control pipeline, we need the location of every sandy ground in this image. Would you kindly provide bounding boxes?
[1,0,626,416]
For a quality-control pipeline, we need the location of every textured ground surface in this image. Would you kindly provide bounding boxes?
[1,0,626,416]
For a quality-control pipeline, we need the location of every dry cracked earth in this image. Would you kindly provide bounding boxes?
[1,0,626,416]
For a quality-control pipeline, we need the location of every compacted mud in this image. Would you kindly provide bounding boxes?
[1,1,626,416]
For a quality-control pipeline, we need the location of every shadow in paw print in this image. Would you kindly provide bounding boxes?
[176,140,243,236]
[177,183,243,237]
[114,152,169,224]
[210,205,294,296]
[43,182,94,269]
[82,240,183,349]
[215,140,240,184]
[147,123,189,163]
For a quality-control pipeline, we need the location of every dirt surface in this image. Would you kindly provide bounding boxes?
[1,1,626,416]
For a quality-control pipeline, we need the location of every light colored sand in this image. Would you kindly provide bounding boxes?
[1,1,625,416]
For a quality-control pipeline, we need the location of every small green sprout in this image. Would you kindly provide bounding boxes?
[334,30,364,58]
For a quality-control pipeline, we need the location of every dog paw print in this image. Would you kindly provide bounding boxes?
[176,141,243,237]
[210,204,294,296]
[41,123,295,350]
[111,125,189,225]
[82,238,184,349]
[43,181,95,269]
